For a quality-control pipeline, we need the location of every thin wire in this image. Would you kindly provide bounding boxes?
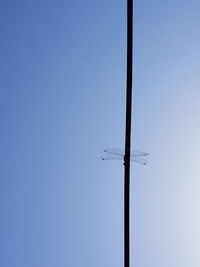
[124,1,133,267]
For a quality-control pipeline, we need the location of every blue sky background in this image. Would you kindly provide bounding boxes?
[1,0,200,266]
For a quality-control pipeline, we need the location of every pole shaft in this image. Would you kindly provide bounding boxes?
[124,1,133,267]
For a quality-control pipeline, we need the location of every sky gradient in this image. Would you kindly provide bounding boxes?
[1,0,200,266]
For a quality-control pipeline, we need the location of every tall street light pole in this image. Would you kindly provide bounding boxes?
[124,1,133,267]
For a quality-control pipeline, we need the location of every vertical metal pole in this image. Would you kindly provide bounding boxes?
[124,1,133,267]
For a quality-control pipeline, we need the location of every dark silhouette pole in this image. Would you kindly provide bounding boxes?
[124,1,133,267]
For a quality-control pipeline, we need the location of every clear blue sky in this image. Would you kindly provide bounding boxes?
[1,0,200,266]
